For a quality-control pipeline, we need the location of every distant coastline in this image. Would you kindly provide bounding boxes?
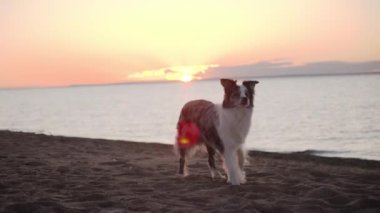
[1,69,379,91]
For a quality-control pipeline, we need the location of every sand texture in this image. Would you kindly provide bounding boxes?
[0,130,379,213]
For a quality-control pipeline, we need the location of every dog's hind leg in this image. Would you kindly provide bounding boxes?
[178,148,188,176]
[206,145,217,179]
[206,145,226,180]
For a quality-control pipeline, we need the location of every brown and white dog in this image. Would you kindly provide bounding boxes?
[174,79,259,185]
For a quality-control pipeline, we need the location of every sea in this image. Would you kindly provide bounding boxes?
[1,74,379,161]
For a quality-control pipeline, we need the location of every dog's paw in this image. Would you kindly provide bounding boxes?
[240,171,247,184]
[240,177,247,184]
[177,170,189,177]
[229,179,241,185]
[218,171,227,179]
[177,173,188,178]
[244,158,251,166]
[209,169,217,179]
[226,176,241,185]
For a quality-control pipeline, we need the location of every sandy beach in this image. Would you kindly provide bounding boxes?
[0,130,379,213]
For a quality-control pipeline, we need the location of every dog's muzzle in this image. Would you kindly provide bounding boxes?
[240,97,248,106]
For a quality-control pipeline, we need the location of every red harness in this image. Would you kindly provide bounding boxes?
[177,121,200,148]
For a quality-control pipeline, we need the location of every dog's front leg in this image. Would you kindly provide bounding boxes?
[223,147,242,185]
[237,148,247,184]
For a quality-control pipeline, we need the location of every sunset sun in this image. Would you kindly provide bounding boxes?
[180,74,193,82]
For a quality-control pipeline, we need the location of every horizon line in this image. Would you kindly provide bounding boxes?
[1,71,379,91]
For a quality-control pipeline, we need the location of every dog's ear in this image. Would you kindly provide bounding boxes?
[220,79,237,89]
[243,80,259,91]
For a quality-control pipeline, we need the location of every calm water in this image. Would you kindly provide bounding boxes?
[1,74,380,160]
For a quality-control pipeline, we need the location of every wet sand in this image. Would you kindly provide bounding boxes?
[0,130,379,212]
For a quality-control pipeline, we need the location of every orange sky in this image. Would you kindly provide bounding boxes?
[0,0,379,88]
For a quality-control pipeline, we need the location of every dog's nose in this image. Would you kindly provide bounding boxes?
[241,97,248,105]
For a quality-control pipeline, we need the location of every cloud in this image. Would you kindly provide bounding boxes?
[128,64,219,82]
[205,61,380,79]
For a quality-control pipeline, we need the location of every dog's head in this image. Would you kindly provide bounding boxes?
[221,79,259,108]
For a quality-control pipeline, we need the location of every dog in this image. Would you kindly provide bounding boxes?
[174,79,259,185]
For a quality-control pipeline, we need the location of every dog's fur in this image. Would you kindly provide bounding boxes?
[174,79,259,185]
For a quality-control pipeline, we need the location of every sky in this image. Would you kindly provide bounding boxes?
[0,0,379,88]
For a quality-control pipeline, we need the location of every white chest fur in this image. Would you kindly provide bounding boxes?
[215,105,252,148]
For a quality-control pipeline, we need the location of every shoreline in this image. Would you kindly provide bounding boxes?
[1,129,379,162]
[1,130,379,212]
